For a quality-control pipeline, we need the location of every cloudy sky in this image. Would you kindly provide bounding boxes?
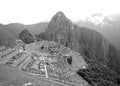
[0,0,119,24]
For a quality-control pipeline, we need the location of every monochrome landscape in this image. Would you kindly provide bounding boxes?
[0,11,120,86]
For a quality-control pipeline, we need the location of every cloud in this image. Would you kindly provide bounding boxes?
[0,0,119,24]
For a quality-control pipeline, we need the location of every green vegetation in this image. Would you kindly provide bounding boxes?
[77,60,120,86]
[18,29,34,44]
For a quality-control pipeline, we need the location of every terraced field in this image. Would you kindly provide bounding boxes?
[0,41,90,86]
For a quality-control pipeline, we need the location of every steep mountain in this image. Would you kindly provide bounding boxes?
[1,11,120,86]
[18,29,34,44]
[35,11,120,74]
[76,14,120,51]
[0,22,48,47]
[45,11,74,50]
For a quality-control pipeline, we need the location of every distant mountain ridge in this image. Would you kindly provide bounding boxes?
[1,13,120,52]
[0,11,120,74]
[1,11,120,86]
[33,11,120,86]
[76,13,120,51]
[33,11,120,75]
[0,22,48,47]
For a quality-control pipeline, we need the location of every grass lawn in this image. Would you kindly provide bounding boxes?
[0,65,70,86]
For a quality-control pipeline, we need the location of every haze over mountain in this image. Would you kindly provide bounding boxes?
[30,11,120,76]
[0,11,120,86]
[32,11,120,85]
[0,11,120,75]
[0,11,119,71]
[1,13,120,52]
[0,22,48,47]
[76,13,120,51]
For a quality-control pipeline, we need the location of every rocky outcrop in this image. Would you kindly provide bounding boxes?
[46,11,73,47]
[45,11,120,74]
[18,29,34,44]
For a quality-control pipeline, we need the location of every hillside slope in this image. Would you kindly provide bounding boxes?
[0,22,48,47]
[35,11,120,74]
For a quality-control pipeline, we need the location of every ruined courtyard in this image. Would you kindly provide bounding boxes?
[0,40,89,86]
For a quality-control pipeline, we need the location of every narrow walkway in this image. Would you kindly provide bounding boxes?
[42,55,48,78]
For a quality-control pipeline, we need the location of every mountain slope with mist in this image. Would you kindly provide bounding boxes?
[76,13,120,51]
[0,11,120,86]
[0,22,48,47]
[34,11,120,86]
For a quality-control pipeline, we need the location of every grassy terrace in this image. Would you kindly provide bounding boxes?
[0,41,90,86]
[0,64,70,86]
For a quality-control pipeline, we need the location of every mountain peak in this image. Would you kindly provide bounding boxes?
[46,11,73,45]
[51,11,69,23]
[18,29,34,44]
[48,11,72,27]
[55,11,65,18]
